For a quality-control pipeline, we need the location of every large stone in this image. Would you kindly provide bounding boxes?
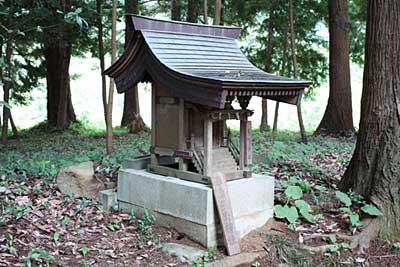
[207,252,261,267]
[162,243,205,263]
[118,168,274,247]
[57,161,105,199]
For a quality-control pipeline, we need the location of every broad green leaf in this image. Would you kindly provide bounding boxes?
[53,231,60,242]
[284,186,303,200]
[286,206,299,224]
[295,200,311,213]
[361,204,383,216]
[349,212,360,226]
[80,245,88,257]
[329,235,337,244]
[300,210,315,224]
[274,204,287,219]
[314,185,326,192]
[335,191,352,207]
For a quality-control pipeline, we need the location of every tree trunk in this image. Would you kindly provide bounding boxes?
[339,0,400,233]
[121,0,145,133]
[260,8,275,132]
[171,0,182,21]
[106,0,117,155]
[213,0,222,25]
[187,0,198,22]
[272,24,289,140]
[315,0,354,136]
[288,0,307,143]
[44,0,76,129]
[203,0,208,24]
[1,0,13,144]
[97,0,108,126]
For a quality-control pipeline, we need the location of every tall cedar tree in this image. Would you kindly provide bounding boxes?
[315,0,354,136]
[203,0,208,24]
[121,0,146,133]
[171,0,182,21]
[214,0,222,25]
[260,7,274,132]
[187,0,198,22]
[43,0,76,129]
[339,0,400,242]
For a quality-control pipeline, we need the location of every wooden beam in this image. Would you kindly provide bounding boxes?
[210,173,241,256]
[203,118,213,176]
[244,121,252,168]
[151,83,159,165]
[148,164,210,184]
[178,98,187,170]
[239,119,246,170]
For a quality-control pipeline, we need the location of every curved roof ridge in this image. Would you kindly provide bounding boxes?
[129,15,241,39]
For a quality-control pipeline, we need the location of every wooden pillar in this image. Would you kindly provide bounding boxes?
[203,118,213,176]
[178,98,187,170]
[240,117,252,175]
[239,118,246,170]
[151,84,158,165]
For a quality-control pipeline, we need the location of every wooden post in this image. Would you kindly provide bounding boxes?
[151,84,159,165]
[178,98,187,170]
[245,121,252,168]
[239,118,246,170]
[203,118,213,176]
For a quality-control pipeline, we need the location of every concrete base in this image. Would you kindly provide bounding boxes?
[117,168,274,247]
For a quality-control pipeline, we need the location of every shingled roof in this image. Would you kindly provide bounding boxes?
[105,15,311,109]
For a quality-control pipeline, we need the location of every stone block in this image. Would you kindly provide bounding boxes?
[117,169,274,247]
[99,189,118,212]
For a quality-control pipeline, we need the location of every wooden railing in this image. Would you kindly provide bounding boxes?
[193,148,204,174]
[227,130,240,165]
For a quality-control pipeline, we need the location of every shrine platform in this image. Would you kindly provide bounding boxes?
[117,167,274,247]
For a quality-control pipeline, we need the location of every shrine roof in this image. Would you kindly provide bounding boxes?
[105,16,311,108]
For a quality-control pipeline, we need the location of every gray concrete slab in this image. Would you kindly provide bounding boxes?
[117,169,274,247]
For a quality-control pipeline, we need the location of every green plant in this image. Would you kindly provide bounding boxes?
[4,232,17,255]
[393,242,400,249]
[107,219,121,231]
[274,184,315,225]
[136,209,160,248]
[24,247,56,267]
[192,248,217,267]
[80,244,89,257]
[335,190,383,228]
[252,260,261,267]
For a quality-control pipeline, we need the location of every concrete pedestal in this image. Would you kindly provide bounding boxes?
[117,168,274,247]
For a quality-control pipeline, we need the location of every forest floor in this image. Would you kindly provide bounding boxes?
[1,124,399,267]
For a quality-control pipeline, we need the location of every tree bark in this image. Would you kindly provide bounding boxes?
[260,8,275,132]
[171,0,182,21]
[1,0,13,144]
[187,0,198,23]
[203,0,208,24]
[121,0,145,133]
[106,0,117,155]
[288,0,307,143]
[97,0,107,126]
[315,0,354,136]
[339,0,400,233]
[213,0,222,25]
[44,0,76,129]
[272,24,289,140]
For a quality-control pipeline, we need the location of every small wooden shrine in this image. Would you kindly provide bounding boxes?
[105,16,311,184]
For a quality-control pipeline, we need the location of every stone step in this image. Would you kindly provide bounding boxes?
[212,162,238,170]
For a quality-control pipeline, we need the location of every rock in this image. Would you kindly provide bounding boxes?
[57,161,105,199]
[162,243,205,263]
[207,252,262,267]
